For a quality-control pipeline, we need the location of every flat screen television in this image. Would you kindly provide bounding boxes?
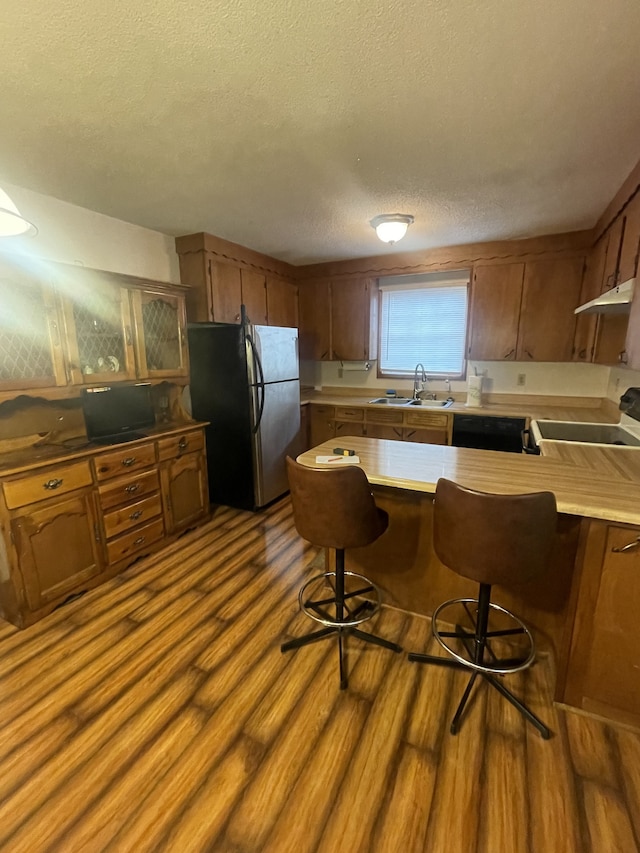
[81,384,155,444]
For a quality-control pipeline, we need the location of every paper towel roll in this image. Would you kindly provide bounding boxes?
[466,375,483,407]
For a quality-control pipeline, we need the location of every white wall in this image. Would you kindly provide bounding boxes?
[607,365,640,402]
[301,359,611,398]
[0,181,180,282]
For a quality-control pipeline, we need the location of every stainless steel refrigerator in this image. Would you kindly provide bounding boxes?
[187,321,300,510]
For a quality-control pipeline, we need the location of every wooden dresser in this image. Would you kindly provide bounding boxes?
[0,425,208,628]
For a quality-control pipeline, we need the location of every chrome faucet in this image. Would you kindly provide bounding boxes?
[413,363,427,399]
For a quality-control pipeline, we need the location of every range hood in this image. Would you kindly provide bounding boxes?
[574,277,635,315]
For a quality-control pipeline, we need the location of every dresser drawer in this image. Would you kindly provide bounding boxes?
[157,430,204,462]
[107,517,164,565]
[3,461,93,510]
[98,470,160,511]
[94,443,156,481]
[404,411,449,429]
[335,406,364,422]
[103,493,163,540]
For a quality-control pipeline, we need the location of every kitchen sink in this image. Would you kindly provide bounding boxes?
[531,420,640,447]
[368,397,453,408]
[407,399,453,408]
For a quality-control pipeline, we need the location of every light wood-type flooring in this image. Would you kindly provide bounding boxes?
[0,498,639,852]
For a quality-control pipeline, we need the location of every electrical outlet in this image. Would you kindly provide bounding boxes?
[517,373,526,387]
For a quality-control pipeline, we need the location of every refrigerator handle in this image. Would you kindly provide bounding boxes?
[247,333,266,434]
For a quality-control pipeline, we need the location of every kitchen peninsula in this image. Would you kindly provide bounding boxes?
[298,436,640,729]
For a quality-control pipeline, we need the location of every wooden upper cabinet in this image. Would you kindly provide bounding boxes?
[468,263,524,360]
[266,276,298,328]
[59,278,137,385]
[0,262,67,392]
[210,261,242,324]
[177,251,212,322]
[518,257,583,362]
[573,235,607,362]
[298,280,331,360]
[240,269,267,325]
[131,289,188,379]
[625,283,640,370]
[330,278,377,361]
[618,194,640,283]
[601,216,625,291]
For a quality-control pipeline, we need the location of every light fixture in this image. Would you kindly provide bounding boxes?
[0,187,37,237]
[370,213,414,245]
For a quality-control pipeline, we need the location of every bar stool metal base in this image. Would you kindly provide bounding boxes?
[281,562,402,689]
[408,586,551,739]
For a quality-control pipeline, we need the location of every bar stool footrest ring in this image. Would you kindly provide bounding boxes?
[432,597,536,675]
[299,571,381,628]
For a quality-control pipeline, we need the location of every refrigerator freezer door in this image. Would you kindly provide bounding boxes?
[252,379,301,507]
[249,325,299,385]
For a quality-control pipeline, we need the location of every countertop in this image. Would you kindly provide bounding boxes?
[0,421,207,477]
[298,436,640,525]
[300,390,616,424]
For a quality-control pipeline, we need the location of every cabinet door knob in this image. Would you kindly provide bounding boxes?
[612,536,640,553]
[43,478,63,490]
[122,457,137,467]
[178,437,188,451]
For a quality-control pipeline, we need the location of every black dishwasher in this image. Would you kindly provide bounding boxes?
[452,414,526,453]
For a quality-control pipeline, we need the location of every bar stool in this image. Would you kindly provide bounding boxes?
[282,456,403,689]
[408,477,557,739]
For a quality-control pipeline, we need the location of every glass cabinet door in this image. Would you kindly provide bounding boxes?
[0,263,67,392]
[132,290,188,378]
[60,281,137,384]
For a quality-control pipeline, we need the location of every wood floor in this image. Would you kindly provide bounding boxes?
[0,498,639,852]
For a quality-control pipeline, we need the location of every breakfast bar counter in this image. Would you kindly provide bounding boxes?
[298,436,640,524]
[298,436,640,728]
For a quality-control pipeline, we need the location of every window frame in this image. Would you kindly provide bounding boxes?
[376,271,471,380]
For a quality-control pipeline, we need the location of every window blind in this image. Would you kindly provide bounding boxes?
[379,278,469,376]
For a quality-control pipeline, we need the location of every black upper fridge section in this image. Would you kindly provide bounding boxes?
[187,323,255,510]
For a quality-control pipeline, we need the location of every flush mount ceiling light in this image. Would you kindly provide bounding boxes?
[370,213,414,245]
[0,187,37,237]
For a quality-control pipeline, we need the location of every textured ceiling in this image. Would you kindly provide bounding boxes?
[2,1,640,265]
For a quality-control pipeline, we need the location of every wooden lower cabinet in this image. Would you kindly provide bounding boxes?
[308,403,452,448]
[11,491,102,610]
[560,520,640,729]
[0,425,209,627]
[161,450,208,533]
[403,427,448,444]
[309,405,335,446]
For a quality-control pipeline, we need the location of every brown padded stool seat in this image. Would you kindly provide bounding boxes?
[282,456,402,689]
[408,477,557,738]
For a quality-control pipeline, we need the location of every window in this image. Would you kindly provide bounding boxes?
[378,271,469,377]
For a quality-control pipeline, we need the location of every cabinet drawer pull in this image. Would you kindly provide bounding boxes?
[129,510,143,520]
[43,478,63,490]
[133,536,145,546]
[178,437,188,451]
[503,348,515,359]
[125,483,140,494]
[612,537,640,553]
[122,457,137,467]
